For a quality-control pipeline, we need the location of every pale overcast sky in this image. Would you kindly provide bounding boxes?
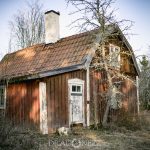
[0,0,150,59]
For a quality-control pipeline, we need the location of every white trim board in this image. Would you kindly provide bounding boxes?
[39,82,48,134]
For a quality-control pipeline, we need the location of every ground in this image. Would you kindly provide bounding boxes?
[1,126,149,150]
[38,127,150,150]
[0,111,150,150]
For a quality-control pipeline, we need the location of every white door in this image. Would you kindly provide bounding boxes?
[68,79,84,125]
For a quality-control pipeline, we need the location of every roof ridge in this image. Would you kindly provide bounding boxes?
[62,29,97,39]
[5,29,98,56]
[44,28,98,47]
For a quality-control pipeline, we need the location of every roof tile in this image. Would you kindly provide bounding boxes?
[0,30,96,79]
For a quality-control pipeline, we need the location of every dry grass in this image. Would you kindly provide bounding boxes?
[37,128,150,150]
[0,112,150,150]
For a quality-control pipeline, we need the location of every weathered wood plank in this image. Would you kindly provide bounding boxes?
[6,81,40,127]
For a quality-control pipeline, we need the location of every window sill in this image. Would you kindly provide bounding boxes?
[0,107,5,109]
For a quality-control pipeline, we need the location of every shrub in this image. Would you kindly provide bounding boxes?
[114,111,141,131]
[0,116,39,150]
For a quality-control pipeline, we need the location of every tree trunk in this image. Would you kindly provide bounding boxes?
[101,44,113,127]
[102,99,110,126]
[93,73,98,128]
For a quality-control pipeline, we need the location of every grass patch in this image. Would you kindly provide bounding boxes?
[0,112,150,150]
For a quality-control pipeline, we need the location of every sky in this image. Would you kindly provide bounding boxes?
[0,0,150,59]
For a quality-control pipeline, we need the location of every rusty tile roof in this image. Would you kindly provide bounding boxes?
[0,30,96,79]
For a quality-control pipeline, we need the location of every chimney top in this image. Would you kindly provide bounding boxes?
[44,10,60,44]
[45,10,60,15]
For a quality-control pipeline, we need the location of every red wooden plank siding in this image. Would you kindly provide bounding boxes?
[4,68,137,131]
[90,69,138,124]
[20,84,24,125]
[65,73,70,126]
[61,75,65,126]
[46,70,86,132]
[54,76,58,126]
[6,81,40,128]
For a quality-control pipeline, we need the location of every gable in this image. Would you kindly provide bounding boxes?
[90,32,140,77]
[115,26,140,76]
[108,36,139,76]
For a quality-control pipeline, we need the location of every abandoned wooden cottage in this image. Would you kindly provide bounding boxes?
[0,10,140,134]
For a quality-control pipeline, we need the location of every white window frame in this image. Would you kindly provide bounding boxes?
[71,84,82,94]
[109,44,120,68]
[0,85,6,109]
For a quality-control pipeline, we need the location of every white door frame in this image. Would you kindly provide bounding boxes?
[39,82,48,134]
[68,78,85,127]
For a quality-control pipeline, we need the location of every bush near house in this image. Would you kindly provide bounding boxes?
[0,116,39,150]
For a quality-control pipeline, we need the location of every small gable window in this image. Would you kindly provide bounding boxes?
[109,44,120,68]
[0,86,6,109]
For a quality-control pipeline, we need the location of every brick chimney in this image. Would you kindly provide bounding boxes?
[45,10,60,44]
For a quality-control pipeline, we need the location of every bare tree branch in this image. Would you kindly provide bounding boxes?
[9,0,44,51]
[66,0,135,127]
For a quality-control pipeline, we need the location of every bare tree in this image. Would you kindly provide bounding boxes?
[9,0,44,51]
[139,54,150,110]
[66,0,134,127]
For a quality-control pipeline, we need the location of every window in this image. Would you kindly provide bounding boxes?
[110,83,122,109]
[71,85,82,93]
[0,86,6,109]
[109,44,120,68]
